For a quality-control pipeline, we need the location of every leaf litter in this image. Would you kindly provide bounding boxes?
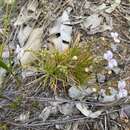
[49,7,72,51]
[0,0,130,130]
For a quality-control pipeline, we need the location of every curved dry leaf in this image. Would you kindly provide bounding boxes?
[19,28,43,65]
[76,103,90,116]
[27,0,39,12]
[76,103,103,118]
[49,7,72,52]
[105,0,121,13]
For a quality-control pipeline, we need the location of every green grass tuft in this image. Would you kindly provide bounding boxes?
[29,45,100,91]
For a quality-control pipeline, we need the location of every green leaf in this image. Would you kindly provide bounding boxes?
[0,44,4,58]
[0,58,9,71]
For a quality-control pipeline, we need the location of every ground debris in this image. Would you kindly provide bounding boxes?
[0,0,130,130]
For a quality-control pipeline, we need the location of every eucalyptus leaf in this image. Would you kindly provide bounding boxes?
[19,28,43,65]
[76,103,103,118]
[49,7,72,52]
[105,0,121,13]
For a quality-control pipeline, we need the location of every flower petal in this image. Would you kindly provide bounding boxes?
[111,32,120,43]
[110,59,118,66]
[111,32,115,37]
[118,89,128,98]
[114,37,120,43]
[103,50,113,60]
[111,32,118,38]
[118,80,126,90]
[108,59,117,69]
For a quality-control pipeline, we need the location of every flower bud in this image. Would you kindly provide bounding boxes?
[72,56,78,60]
[85,67,89,73]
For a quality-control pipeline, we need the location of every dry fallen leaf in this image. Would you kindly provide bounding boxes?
[82,13,113,34]
[39,106,57,122]
[15,112,30,122]
[105,0,121,13]
[58,103,75,115]
[19,28,43,65]
[0,68,6,87]
[49,7,72,52]
[82,14,102,29]
[27,0,39,12]
[14,6,41,26]
[49,37,69,52]
[17,25,32,47]
[76,103,103,118]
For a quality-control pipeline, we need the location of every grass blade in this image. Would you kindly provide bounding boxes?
[0,58,9,71]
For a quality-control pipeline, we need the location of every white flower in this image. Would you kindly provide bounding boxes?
[92,87,97,92]
[111,32,118,38]
[118,89,128,98]
[118,80,126,90]
[108,59,118,69]
[72,56,78,60]
[103,50,113,61]
[111,32,120,43]
[85,67,89,73]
